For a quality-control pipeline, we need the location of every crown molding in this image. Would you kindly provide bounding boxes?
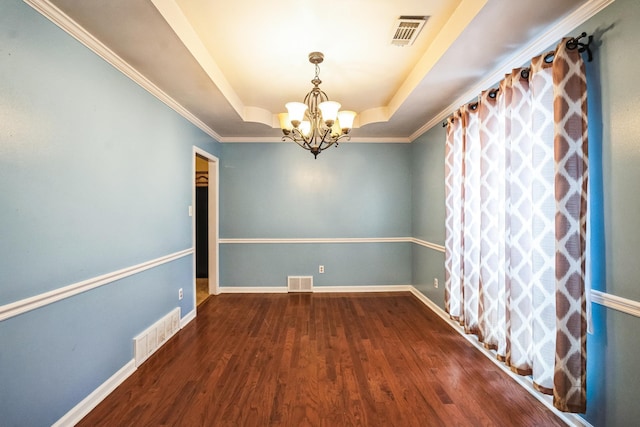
[25,0,614,145]
[218,136,411,144]
[24,0,223,142]
[410,0,615,141]
[219,237,413,244]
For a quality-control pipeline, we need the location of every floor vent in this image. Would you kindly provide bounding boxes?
[391,16,429,47]
[288,276,313,292]
[134,307,180,367]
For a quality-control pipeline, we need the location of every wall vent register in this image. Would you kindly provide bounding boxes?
[134,307,180,367]
[287,276,313,292]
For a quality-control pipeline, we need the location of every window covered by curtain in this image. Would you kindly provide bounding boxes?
[444,38,589,413]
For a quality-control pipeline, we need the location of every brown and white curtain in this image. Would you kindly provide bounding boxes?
[444,38,589,413]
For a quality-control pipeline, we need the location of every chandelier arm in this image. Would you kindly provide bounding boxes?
[320,127,334,146]
[282,134,311,151]
[335,133,350,144]
[299,127,313,146]
[329,133,350,149]
[283,127,315,150]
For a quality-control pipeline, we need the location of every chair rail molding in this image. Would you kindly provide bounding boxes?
[0,249,193,322]
[591,290,640,318]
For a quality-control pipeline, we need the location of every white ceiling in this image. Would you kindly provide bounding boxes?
[39,0,594,142]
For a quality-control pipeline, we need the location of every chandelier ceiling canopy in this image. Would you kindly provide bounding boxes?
[279,52,357,159]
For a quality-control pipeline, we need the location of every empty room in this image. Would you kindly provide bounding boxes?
[1,0,638,426]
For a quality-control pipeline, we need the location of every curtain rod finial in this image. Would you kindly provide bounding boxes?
[566,32,593,62]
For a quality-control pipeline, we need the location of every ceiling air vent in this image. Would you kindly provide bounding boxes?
[391,16,429,47]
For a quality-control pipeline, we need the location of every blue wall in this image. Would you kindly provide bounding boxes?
[219,142,412,288]
[577,0,640,425]
[411,125,446,307]
[0,0,219,425]
[220,142,411,238]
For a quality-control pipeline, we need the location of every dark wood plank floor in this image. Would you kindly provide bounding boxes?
[78,292,566,426]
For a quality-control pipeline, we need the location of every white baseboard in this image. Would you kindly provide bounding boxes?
[54,306,196,427]
[313,285,412,293]
[52,359,136,427]
[180,308,197,328]
[219,286,289,293]
[218,285,412,294]
[407,287,593,427]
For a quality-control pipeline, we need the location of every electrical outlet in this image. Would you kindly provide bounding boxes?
[178,288,183,300]
[434,278,439,288]
[319,265,325,274]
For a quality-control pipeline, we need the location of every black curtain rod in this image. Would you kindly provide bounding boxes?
[566,32,593,62]
[442,32,592,128]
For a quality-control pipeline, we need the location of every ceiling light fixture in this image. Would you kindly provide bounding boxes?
[279,52,357,159]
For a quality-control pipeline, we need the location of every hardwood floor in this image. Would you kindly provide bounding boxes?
[195,278,209,306]
[78,293,566,426]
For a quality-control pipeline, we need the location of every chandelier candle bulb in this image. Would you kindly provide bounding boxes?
[285,102,307,127]
[319,101,341,125]
[278,112,292,133]
[338,110,356,131]
[330,120,341,136]
[300,121,311,137]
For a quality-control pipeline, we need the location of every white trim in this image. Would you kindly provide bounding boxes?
[25,0,409,145]
[219,237,412,244]
[209,156,220,296]
[25,0,613,145]
[0,249,193,322]
[52,359,136,427]
[408,287,593,427]
[219,237,446,253]
[313,285,412,293]
[193,147,220,298]
[54,306,196,426]
[219,287,289,294]
[180,308,197,328]
[218,137,412,144]
[24,0,222,142]
[218,285,411,294]
[591,290,640,318]
[411,238,445,252]
[410,0,615,141]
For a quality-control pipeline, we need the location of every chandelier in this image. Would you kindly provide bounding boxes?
[278,52,357,158]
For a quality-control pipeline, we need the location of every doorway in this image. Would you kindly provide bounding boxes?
[193,148,219,307]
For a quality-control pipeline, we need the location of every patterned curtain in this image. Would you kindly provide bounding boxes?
[444,38,588,413]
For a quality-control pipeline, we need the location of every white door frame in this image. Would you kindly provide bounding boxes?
[192,147,220,306]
